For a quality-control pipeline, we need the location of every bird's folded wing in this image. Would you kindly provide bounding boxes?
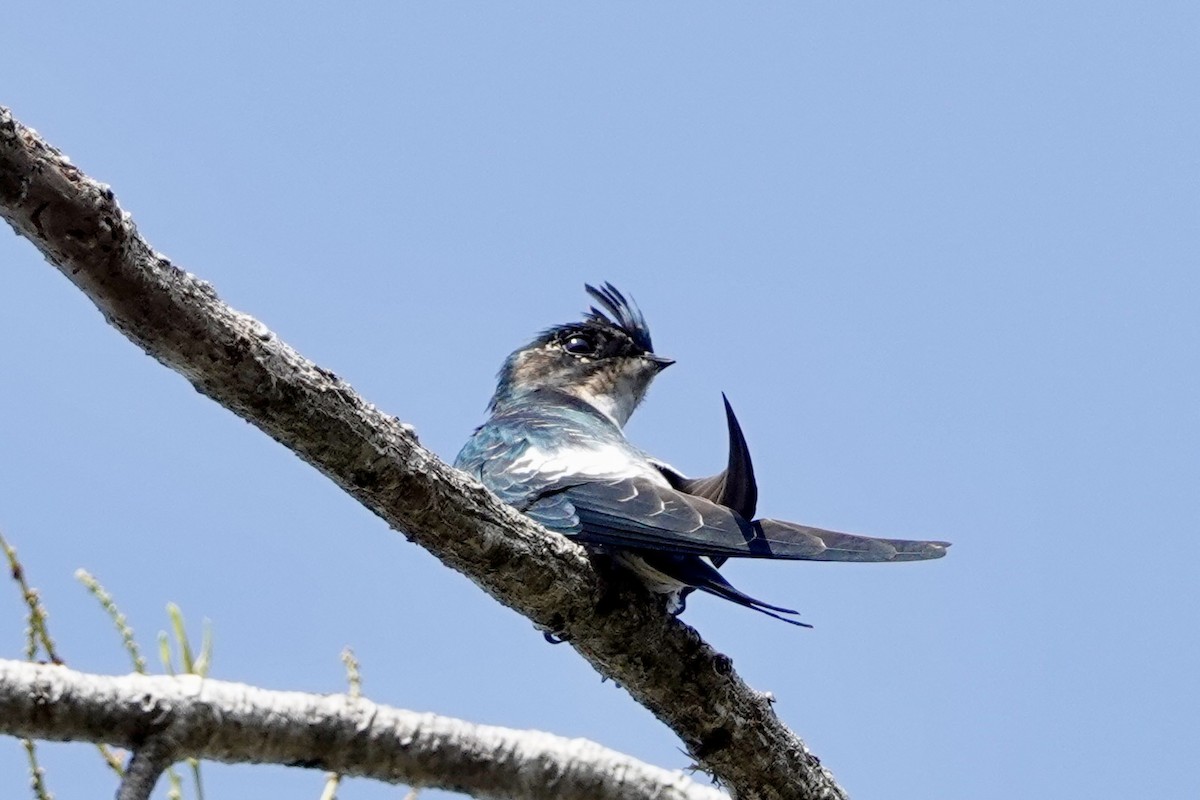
[560,477,950,562]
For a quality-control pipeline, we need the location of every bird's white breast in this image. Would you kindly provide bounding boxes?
[573,386,641,429]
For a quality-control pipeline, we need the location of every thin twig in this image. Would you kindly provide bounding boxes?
[320,648,365,799]
[75,569,148,674]
[1,530,125,777]
[0,532,60,664]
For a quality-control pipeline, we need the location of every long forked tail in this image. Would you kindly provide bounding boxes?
[642,552,813,628]
[693,577,814,628]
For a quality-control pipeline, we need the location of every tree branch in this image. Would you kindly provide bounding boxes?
[118,736,177,800]
[0,106,846,800]
[0,659,725,800]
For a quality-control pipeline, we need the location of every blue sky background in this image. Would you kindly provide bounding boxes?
[2,3,1197,798]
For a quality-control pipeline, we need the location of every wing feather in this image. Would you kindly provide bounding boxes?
[562,477,950,562]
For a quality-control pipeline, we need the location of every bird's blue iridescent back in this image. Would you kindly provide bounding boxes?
[455,390,667,534]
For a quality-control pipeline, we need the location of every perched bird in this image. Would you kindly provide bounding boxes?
[455,283,949,626]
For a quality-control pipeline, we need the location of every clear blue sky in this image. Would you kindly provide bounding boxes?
[2,4,1197,798]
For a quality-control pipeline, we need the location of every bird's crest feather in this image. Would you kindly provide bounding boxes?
[585,282,654,352]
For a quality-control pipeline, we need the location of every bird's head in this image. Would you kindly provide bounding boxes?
[489,283,674,427]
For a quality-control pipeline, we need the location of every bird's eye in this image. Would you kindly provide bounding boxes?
[563,335,596,355]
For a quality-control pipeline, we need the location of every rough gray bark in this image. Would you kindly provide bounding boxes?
[0,659,726,800]
[118,736,177,800]
[0,106,847,800]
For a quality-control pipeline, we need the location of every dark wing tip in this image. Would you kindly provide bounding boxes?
[874,537,952,561]
[904,540,952,560]
[752,520,953,562]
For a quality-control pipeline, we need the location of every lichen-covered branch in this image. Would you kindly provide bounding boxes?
[0,659,725,800]
[0,106,846,800]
